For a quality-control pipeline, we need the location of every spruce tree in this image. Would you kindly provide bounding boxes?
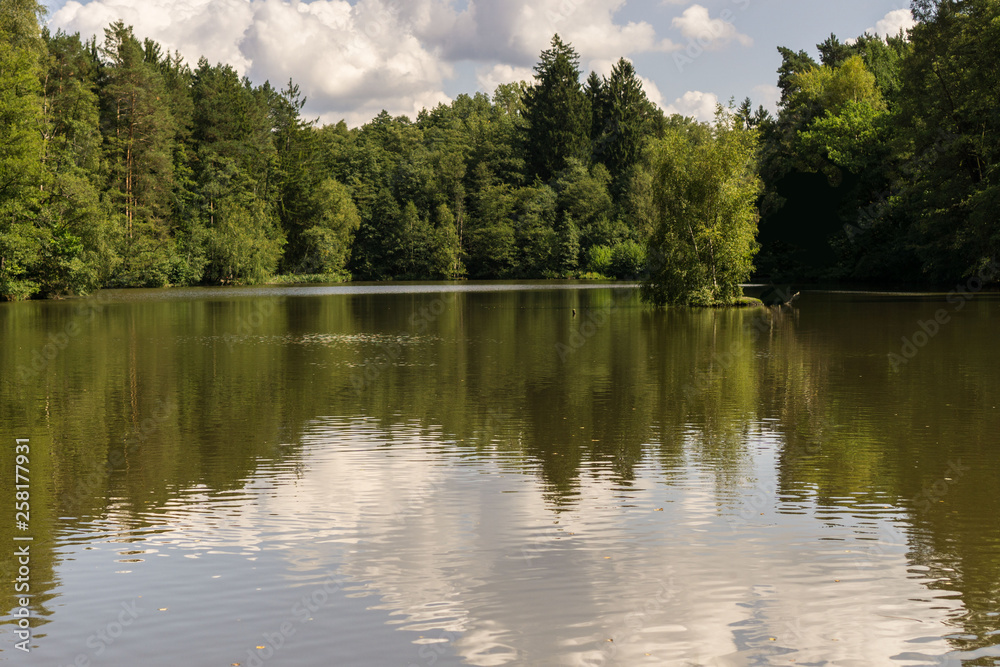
[523,35,590,182]
[601,58,652,200]
[585,71,606,150]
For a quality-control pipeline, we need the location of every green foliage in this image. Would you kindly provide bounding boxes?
[34,171,112,295]
[798,100,888,172]
[267,272,350,284]
[468,222,517,279]
[640,108,762,306]
[296,178,360,275]
[511,184,558,276]
[9,18,764,298]
[36,30,114,296]
[790,56,884,116]
[850,32,910,101]
[397,200,435,278]
[758,6,999,285]
[593,58,656,200]
[776,46,819,104]
[388,199,464,280]
[466,180,516,278]
[350,186,403,280]
[556,214,580,274]
[890,0,1000,280]
[100,21,177,286]
[188,59,281,285]
[585,71,605,144]
[523,35,590,182]
[610,239,646,278]
[818,34,854,67]
[430,203,463,279]
[0,0,45,299]
[15,13,996,299]
[204,197,284,285]
[13,6,998,300]
[553,159,618,250]
[758,35,910,282]
[585,245,613,276]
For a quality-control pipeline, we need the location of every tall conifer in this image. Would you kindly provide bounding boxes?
[523,35,590,182]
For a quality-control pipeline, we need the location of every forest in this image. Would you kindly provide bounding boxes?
[1,0,997,304]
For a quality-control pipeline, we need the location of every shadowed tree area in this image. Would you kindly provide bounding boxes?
[756,0,1000,285]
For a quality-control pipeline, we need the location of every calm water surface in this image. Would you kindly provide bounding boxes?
[1,283,999,666]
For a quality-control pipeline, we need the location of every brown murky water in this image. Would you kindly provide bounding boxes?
[2,283,999,665]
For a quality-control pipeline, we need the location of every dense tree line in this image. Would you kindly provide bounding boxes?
[0,6,679,300]
[756,0,999,285]
[1,0,997,304]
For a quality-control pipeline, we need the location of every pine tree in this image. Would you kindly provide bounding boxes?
[818,34,853,67]
[271,79,321,272]
[776,46,819,105]
[557,213,580,274]
[100,21,177,286]
[349,186,403,280]
[736,97,754,128]
[430,203,462,278]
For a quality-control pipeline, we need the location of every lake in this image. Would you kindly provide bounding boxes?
[2,282,999,665]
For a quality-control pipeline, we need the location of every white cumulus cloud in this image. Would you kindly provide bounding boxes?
[52,0,254,70]
[869,8,916,38]
[240,0,454,125]
[429,0,678,66]
[663,90,719,122]
[46,0,676,126]
[848,9,915,46]
[672,4,752,51]
[475,64,535,96]
[638,75,665,109]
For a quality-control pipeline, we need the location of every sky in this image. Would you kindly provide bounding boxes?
[39,0,917,127]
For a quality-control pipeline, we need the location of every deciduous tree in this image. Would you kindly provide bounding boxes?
[0,0,45,299]
[641,108,762,306]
